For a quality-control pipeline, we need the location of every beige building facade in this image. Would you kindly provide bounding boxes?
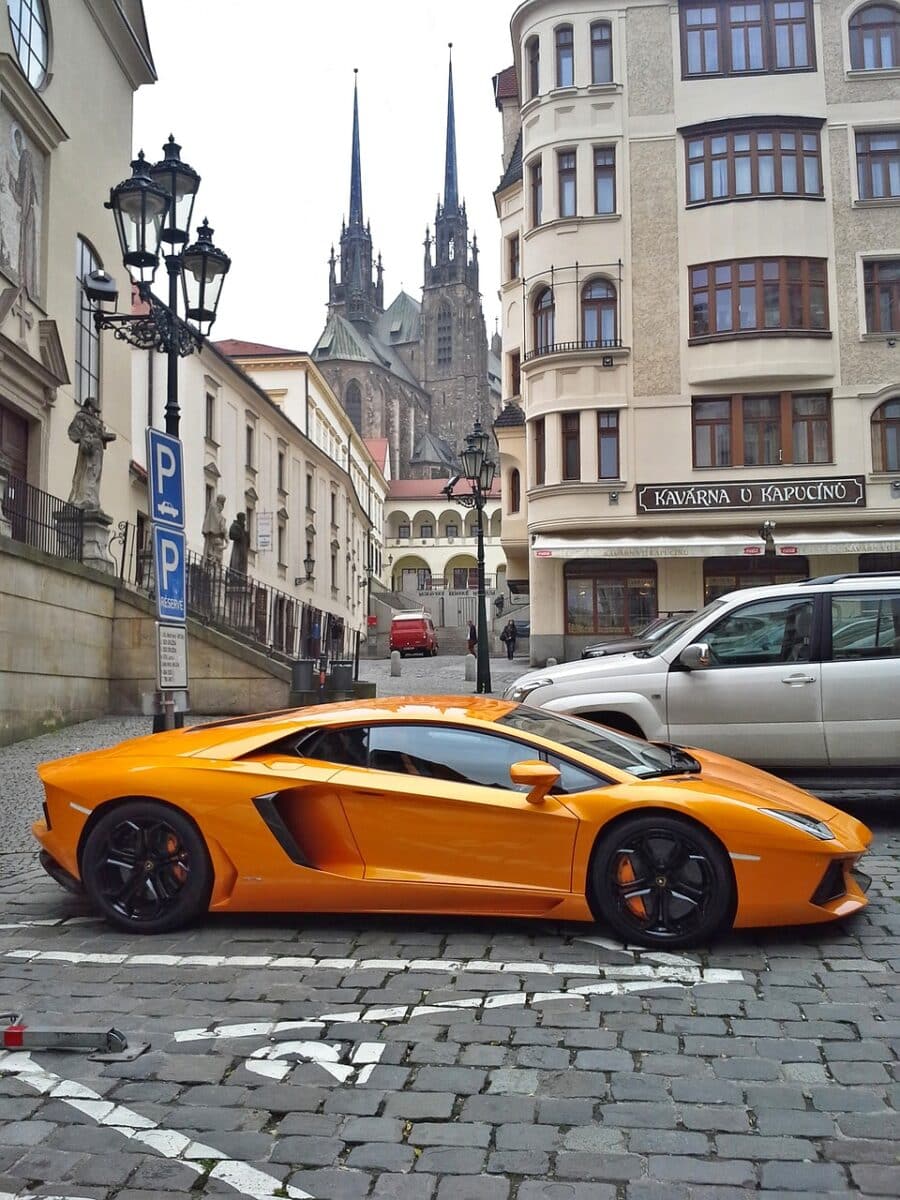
[495,0,900,664]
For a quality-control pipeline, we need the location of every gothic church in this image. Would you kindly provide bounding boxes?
[312,59,499,480]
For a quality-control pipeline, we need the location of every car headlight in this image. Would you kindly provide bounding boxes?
[504,677,554,703]
[760,809,835,841]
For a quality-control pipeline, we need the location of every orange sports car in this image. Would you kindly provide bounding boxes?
[33,697,872,947]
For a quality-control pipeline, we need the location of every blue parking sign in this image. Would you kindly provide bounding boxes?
[152,525,186,623]
[146,428,185,528]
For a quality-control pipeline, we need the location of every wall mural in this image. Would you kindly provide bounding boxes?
[0,110,43,303]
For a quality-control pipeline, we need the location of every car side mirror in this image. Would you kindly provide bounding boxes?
[680,642,711,670]
[509,759,560,805]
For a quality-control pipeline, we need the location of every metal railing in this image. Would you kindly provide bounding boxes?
[111,521,361,674]
[524,337,623,363]
[0,473,84,561]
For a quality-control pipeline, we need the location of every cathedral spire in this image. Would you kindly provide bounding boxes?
[443,44,459,213]
[349,68,363,228]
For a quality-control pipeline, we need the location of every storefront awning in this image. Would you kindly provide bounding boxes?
[532,529,900,559]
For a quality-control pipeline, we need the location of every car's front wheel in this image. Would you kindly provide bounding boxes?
[81,800,212,934]
[590,814,733,948]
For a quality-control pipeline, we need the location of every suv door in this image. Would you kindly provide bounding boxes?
[821,589,900,766]
[665,594,826,765]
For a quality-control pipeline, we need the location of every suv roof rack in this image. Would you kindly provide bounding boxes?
[799,572,900,586]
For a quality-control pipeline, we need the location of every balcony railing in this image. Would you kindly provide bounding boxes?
[1,473,84,561]
[524,338,623,363]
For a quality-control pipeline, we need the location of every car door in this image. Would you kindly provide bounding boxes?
[821,588,900,766]
[666,594,826,765]
[331,722,580,892]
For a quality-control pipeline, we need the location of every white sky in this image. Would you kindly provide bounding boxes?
[133,0,515,353]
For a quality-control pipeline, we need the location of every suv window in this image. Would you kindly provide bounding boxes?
[702,597,815,666]
[830,592,900,660]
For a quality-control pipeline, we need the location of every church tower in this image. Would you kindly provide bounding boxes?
[327,71,384,327]
[421,48,492,452]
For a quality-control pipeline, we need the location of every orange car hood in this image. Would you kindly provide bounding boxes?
[682,746,841,820]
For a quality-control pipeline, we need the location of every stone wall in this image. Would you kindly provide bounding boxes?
[0,537,291,746]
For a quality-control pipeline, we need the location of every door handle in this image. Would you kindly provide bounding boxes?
[781,674,816,686]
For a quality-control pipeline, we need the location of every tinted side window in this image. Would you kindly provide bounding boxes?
[299,726,368,766]
[830,592,900,660]
[703,597,815,666]
[369,725,539,791]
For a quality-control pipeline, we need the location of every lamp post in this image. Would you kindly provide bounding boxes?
[84,136,231,437]
[444,419,496,694]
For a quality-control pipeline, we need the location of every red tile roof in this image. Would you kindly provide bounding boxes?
[214,338,305,358]
[494,65,518,104]
[388,477,501,501]
[364,438,389,471]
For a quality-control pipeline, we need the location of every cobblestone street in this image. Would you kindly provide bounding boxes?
[1,662,898,1199]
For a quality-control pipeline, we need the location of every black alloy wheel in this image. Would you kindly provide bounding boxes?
[591,815,733,948]
[81,800,212,934]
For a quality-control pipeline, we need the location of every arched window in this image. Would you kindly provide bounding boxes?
[850,3,899,69]
[437,302,452,366]
[533,287,555,354]
[582,279,618,347]
[526,35,540,99]
[345,379,362,432]
[7,0,49,88]
[75,236,101,404]
[555,24,574,87]
[872,398,900,471]
[591,21,613,82]
[509,468,521,513]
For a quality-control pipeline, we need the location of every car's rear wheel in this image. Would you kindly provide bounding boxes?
[590,815,733,948]
[81,800,212,934]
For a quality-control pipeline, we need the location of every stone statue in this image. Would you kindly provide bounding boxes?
[67,398,115,510]
[202,493,227,562]
[228,511,249,575]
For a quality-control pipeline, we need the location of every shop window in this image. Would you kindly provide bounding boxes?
[565,561,657,635]
[703,556,809,602]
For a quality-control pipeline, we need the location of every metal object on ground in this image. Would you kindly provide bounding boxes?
[1,1015,149,1061]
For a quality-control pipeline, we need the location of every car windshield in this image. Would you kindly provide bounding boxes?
[497,706,688,779]
[636,599,726,657]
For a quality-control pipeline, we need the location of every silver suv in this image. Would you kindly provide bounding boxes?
[505,573,900,769]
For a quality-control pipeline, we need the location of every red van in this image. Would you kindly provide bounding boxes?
[389,612,438,657]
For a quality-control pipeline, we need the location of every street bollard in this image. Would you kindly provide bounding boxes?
[465,652,476,682]
[390,650,401,677]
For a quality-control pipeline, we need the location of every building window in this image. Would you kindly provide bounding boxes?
[245,423,255,468]
[561,413,581,480]
[446,522,459,537]
[419,523,433,538]
[508,234,520,280]
[509,349,521,397]
[555,24,574,87]
[558,149,577,217]
[509,468,521,513]
[398,523,410,538]
[75,237,101,404]
[437,302,452,365]
[331,550,337,587]
[534,416,546,486]
[565,561,658,635]
[204,391,215,441]
[8,0,49,88]
[527,35,540,98]
[245,505,254,548]
[530,158,543,226]
[277,523,286,566]
[582,278,618,346]
[692,392,832,467]
[345,379,362,431]
[598,411,620,479]
[594,147,616,213]
[330,491,338,526]
[704,555,809,601]
[850,4,899,70]
[856,130,900,199]
[453,566,477,590]
[306,471,314,510]
[277,449,286,492]
[689,257,828,338]
[864,259,900,332]
[591,21,613,83]
[685,125,822,204]
[680,0,815,77]
[872,398,900,471]
[533,287,555,354]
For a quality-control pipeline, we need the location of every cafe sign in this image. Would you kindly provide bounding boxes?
[637,475,866,514]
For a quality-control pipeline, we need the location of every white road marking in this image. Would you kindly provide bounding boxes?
[0,1050,311,1199]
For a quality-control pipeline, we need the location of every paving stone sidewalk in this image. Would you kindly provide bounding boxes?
[0,667,897,1199]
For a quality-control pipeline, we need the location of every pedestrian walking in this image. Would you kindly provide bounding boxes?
[466,619,478,655]
[499,618,518,660]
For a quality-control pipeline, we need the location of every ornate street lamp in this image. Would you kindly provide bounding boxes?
[88,136,231,438]
[445,419,496,694]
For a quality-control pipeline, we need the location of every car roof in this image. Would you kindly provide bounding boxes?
[157,696,518,759]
